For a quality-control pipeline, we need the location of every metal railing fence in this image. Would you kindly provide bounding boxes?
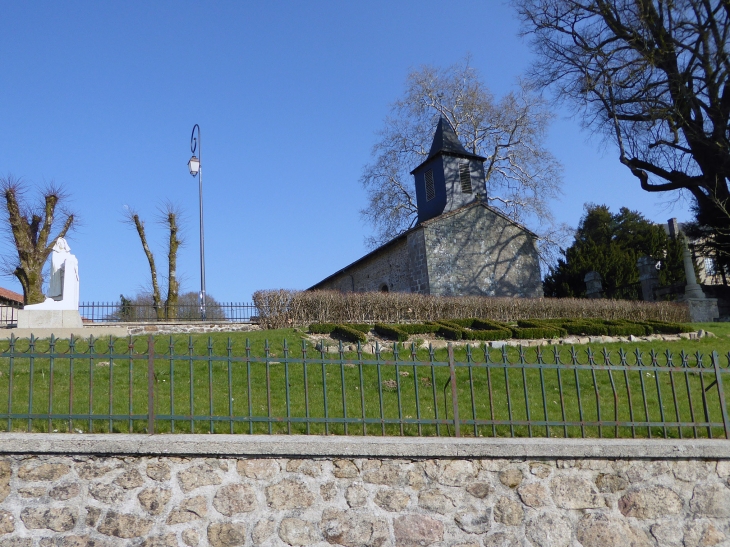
[0,307,19,326]
[0,335,727,439]
[77,302,258,323]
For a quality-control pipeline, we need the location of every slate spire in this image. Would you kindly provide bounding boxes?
[411,116,488,223]
[426,117,485,161]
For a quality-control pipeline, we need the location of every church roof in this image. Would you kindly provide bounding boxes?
[307,201,538,291]
[411,117,486,174]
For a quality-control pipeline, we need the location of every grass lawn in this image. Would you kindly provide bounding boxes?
[0,323,727,438]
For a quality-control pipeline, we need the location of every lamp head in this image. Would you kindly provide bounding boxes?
[188,155,200,177]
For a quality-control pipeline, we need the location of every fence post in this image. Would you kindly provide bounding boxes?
[448,344,460,437]
[712,351,730,439]
[148,335,155,434]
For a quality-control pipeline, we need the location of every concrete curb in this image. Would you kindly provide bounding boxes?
[0,433,728,459]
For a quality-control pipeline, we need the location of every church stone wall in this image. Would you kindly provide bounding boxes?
[423,205,543,298]
[312,238,413,293]
[406,230,429,294]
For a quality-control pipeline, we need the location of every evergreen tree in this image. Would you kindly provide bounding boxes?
[544,205,684,298]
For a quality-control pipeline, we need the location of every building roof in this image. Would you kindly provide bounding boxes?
[308,201,538,290]
[411,117,486,174]
[0,287,23,304]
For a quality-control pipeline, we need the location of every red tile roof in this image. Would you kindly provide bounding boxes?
[0,287,23,304]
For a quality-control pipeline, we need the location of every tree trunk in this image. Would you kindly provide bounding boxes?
[164,211,180,320]
[131,214,164,321]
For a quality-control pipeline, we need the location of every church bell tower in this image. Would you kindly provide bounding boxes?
[410,117,487,224]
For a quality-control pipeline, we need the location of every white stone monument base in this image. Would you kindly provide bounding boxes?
[17,309,83,329]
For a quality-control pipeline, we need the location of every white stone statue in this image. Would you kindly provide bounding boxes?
[24,237,80,311]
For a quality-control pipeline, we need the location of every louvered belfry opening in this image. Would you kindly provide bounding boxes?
[459,162,472,194]
[425,169,436,201]
[411,117,487,223]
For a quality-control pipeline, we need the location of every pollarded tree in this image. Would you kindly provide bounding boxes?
[543,204,685,297]
[360,59,564,259]
[125,203,182,320]
[1,176,75,304]
[517,0,730,277]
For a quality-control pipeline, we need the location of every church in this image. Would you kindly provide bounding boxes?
[309,118,543,297]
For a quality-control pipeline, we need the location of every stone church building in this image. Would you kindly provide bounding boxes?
[310,118,543,297]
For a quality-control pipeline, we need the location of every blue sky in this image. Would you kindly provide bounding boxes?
[0,1,692,303]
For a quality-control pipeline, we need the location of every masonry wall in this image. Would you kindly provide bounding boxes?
[406,230,429,294]
[424,205,543,298]
[313,238,413,294]
[0,436,728,547]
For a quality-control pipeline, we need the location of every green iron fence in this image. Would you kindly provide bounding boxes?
[0,334,728,439]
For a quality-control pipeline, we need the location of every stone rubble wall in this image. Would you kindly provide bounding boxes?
[125,323,261,336]
[1,450,730,547]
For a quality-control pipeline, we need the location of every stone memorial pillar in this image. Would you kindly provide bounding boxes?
[637,256,659,302]
[678,240,719,322]
[584,271,603,299]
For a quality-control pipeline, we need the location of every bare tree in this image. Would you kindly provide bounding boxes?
[517,0,730,275]
[125,203,182,320]
[1,176,75,304]
[360,59,564,259]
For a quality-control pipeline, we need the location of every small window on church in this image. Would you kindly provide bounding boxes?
[425,170,435,201]
[459,162,472,194]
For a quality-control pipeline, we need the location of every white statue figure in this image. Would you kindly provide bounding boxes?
[24,237,80,311]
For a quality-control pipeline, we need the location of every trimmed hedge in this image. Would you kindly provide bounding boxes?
[463,329,512,341]
[516,320,568,337]
[511,327,567,340]
[331,325,367,344]
[643,320,696,334]
[472,318,512,331]
[312,317,696,343]
[605,323,649,337]
[253,290,690,329]
[396,323,440,335]
[449,318,476,328]
[308,323,338,334]
[374,323,409,342]
[562,321,610,336]
[435,324,464,340]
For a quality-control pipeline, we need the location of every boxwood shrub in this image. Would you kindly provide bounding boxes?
[643,320,695,334]
[308,322,338,334]
[449,318,476,328]
[516,320,568,337]
[436,324,464,340]
[331,325,368,344]
[471,318,512,331]
[607,324,649,337]
[463,328,512,341]
[348,323,373,334]
[511,327,566,340]
[562,321,609,336]
[437,320,466,330]
[374,323,409,342]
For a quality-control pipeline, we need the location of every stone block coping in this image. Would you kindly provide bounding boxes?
[0,326,129,339]
[0,433,728,459]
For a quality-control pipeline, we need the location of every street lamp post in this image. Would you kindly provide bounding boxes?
[187,124,207,320]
